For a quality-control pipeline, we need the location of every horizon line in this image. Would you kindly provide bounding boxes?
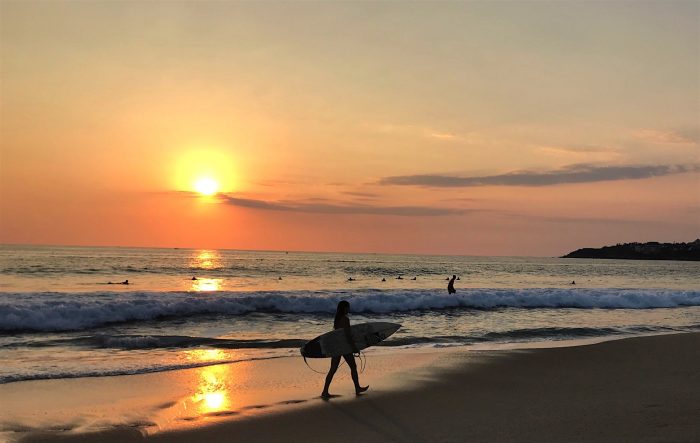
[0,241,568,259]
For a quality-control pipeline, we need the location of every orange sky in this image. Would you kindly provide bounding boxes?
[1,1,698,256]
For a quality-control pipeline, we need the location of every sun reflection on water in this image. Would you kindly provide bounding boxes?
[188,250,223,292]
[190,278,222,292]
[187,349,227,362]
[190,250,221,270]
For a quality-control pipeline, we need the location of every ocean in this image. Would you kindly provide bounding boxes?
[1,244,698,385]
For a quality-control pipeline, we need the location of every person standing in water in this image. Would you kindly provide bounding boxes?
[321,300,369,398]
[447,275,457,294]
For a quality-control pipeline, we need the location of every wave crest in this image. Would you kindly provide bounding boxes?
[1,288,699,332]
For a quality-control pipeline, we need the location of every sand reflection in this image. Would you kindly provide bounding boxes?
[183,350,250,416]
[192,365,230,414]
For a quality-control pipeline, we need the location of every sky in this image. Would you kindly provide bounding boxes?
[0,1,698,256]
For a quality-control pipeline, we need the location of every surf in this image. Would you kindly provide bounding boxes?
[2,288,700,332]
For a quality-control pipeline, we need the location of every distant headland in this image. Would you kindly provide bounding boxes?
[562,240,700,261]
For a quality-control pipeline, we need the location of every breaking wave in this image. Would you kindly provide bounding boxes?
[1,288,699,332]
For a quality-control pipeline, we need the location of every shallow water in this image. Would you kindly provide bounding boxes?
[1,245,698,383]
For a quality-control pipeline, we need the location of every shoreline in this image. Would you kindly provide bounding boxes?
[1,330,691,385]
[5,332,699,443]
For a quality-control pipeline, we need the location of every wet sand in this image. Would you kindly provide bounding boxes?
[10,333,700,443]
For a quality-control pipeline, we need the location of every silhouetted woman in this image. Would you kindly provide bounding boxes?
[321,300,369,398]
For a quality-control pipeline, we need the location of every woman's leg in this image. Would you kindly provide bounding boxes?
[321,356,341,397]
[342,354,368,394]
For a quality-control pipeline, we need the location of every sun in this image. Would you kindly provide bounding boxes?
[171,148,238,195]
[194,177,219,196]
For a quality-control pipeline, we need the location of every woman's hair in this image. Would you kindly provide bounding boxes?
[334,300,350,325]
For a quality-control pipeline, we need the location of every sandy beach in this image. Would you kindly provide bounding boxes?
[6,332,698,443]
[3,0,699,441]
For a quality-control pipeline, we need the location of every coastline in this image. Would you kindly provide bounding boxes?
[5,332,699,443]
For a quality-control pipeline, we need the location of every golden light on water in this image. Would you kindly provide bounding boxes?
[188,349,227,362]
[189,251,223,291]
[191,278,222,292]
[191,250,221,270]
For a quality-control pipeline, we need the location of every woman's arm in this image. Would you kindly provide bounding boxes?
[342,317,359,354]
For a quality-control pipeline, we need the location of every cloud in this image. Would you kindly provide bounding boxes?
[537,145,617,155]
[218,194,468,216]
[536,145,621,163]
[440,197,481,203]
[379,163,700,188]
[427,131,462,141]
[341,191,381,199]
[632,129,699,144]
[677,128,700,144]
[371,123,464,142]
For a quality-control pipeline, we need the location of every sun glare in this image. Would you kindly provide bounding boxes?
[172,148,238,195]
[194,178,219,196]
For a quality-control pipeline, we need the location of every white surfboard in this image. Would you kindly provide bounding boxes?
[300,322,401,358]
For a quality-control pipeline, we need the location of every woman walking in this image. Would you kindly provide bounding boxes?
[321,300,369,398]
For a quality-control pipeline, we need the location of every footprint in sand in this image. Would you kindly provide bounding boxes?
[1,423,33,432]
[241,404,270,410]
[155,401,177,410]
[178,416,199,422]
[205,410,239,417]
[126,420,157,428]
[278,399,308,405]
[46,424,77,432]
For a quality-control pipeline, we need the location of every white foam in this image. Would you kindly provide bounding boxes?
[1,288,699,332]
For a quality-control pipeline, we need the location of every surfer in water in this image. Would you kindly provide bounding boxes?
[321,300,369,398]
[447,275,456,294]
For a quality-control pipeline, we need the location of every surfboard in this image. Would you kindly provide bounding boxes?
[300,322,401,358]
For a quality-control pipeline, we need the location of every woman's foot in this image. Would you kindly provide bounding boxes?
[355,385,369,395]
[321,392,332,399]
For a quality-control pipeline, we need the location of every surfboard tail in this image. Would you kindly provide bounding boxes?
[300,338,323,358]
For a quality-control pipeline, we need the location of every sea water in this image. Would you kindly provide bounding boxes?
[0,244,698,384]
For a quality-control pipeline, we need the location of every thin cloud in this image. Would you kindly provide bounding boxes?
[341,191,381,199]
[632,129,699,145]
[371,123,464,142]
[299,197,334,203]
[379,164,700,188]
[218,194,468,216]
[426,130,462,141]
[440,197,481,203]
[537,145,617,155]
[677,128,700,144]
[536,145,621,163]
